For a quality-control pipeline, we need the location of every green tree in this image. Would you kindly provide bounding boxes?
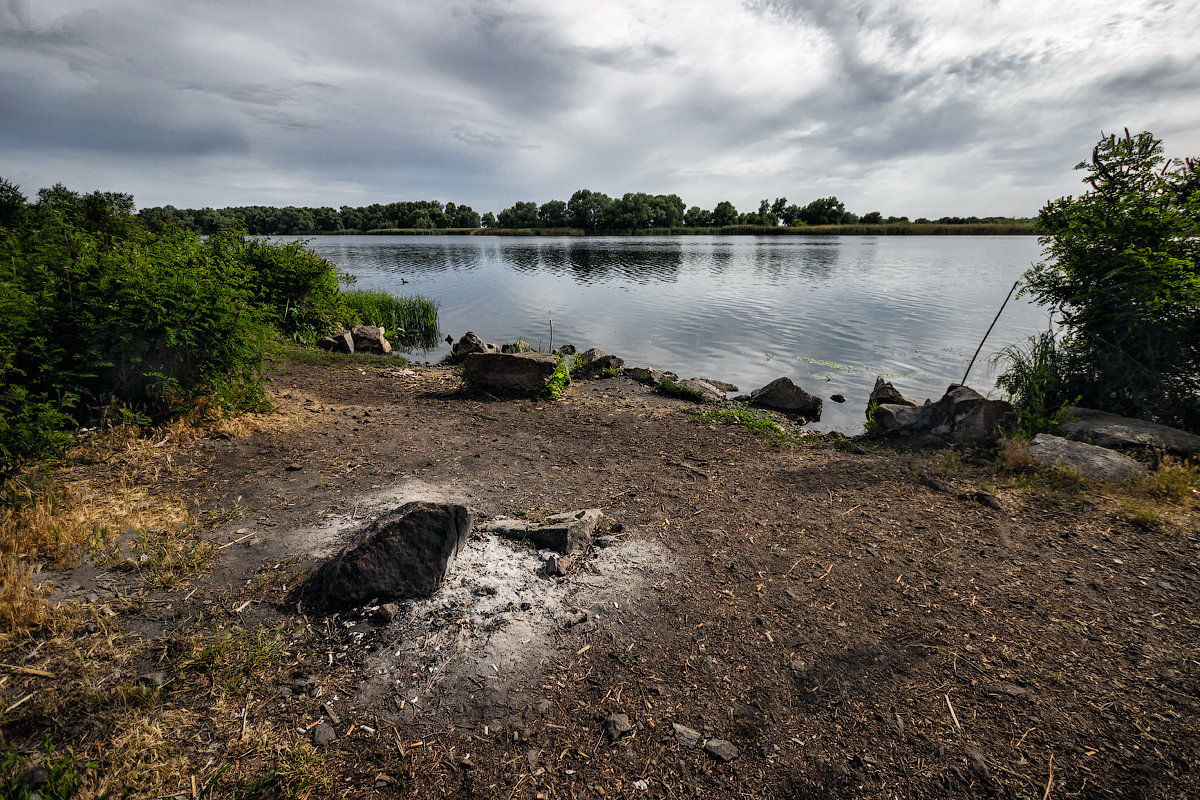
[567,189,612,232]
[538,199,570,228]
[860,211,884,224]
[798,196,847,226]
[711,200,738,227]
[497,201,540,229]
[1017,129,1200,430]
[683,206,711,227]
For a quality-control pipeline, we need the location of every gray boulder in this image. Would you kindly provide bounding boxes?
[1059,407,1200,457]
[869,376,917,408]
[317,331,354,353]
[450,331,498,363]
[676,378,726,404]
[1029,434,1148,481]
[351,325,391,355]
[300,502,473,610]
[626,366,677,385]
[575,348,626,378]
[871,384,1013,445]
[485,509,604,555]
[741,377,822,419]
[463,352,559,395]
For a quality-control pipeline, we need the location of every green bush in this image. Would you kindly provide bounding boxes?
[0,179,358,472]
[1017,130,1200,431]
[992,330,1076,434]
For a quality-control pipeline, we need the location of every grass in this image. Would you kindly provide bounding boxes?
[278,339,406,368]
[341,289,440,350]
[696,407,792,442]
[542,356,573,400]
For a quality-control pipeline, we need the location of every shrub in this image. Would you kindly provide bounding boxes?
[1018,130,1200,431]
[992,330,1076,434]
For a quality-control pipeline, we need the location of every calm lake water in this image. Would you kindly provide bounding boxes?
[295,234,1049,433]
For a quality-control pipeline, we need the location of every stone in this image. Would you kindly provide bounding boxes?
[869,376,917,408]
[317,331,354,353]
[624,366,667,386]
[871,384,1013,445]
[1029,434,1147,481]
[136,671,167,688]
[450,331,498,363]
[831,394,846,403]
[488,509,602,555]
[372,602,402,623]
[1059,407,1200,456]
[575,348,626,378]
[703,739,739,762]
[311,722,337,747]
[350,325,391,355]
[605,713,634,741]
[675,378,727,403]
[500,339,535,354]
[463,352,559,395]
[672,723,702,749]
[696,378,739,393]
[300,502,473,610]
[742,377,822,419]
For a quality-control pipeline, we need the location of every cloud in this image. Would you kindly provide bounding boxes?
[1,0,1198,216]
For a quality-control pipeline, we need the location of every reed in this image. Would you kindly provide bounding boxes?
[342,289,440,350]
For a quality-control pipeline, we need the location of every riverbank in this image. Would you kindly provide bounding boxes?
[1,354,1197,798]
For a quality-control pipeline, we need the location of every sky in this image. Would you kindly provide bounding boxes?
[2,0,1198,219]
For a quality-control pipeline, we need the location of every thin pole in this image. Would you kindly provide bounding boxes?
[959,280,1019,388]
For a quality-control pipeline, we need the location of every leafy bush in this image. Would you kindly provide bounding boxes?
[992,330,1076,434]
[0,179,357,472]
[1017,130,1200,431]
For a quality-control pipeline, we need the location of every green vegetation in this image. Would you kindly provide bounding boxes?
[999,130,1200,432]
[140,188,1031,237]
[1,738,100,800]
[0,177,412,473]
[696,407,789,441]
[342,289,440,350]
[541,355,573,400]
[992,330,1075,435]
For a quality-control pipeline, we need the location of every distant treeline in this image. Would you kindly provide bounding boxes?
[140,190,1031,235]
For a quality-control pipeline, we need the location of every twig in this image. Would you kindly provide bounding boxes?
[3,692,35,714]
[218,530,256,549]
[0,664,53,678]
[806,564,834,583]
[1043,754,1055,800]
[960,280,1019,387]
[945,694,963,733]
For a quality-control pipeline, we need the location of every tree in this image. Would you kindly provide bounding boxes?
[481,212,496,228]
[1015,129,1200,430]
[711,201,738,227]
[497,201,539,229]
[860,211,884,225]
[538,199,570,228]
[798,196,847,226]
[683,206,711,227]
[567,189,612,232]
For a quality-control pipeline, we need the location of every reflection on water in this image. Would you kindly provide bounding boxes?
[294,234,1047,433]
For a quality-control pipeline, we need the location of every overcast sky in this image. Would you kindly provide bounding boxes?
[2,0,1198,218]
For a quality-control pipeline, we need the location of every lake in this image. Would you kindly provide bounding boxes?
[294,234,1049,433]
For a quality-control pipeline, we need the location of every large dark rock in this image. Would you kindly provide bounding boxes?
[351,325,391,355]
[451,331,498,363]
[1059,407,1200,456]
[317,331,354,353]
[741,377,822,419]
[1029,434,1147,480]
[869,376,917,408]
[300,502,473,610]
[871,384,1014,445]
[464,352,559,395]
[575,348,625,378]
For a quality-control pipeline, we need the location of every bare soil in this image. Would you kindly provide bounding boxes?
[4,357,1199,799]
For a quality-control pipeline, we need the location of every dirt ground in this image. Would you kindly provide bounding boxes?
[4,356,1199,799]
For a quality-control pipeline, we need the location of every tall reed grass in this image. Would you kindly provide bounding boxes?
[342,289,441,351]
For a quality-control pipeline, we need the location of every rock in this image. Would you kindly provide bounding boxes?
[300,502,473,610]
[1059,407,1200,456]
[575,348,626,378]
[703,739,739,762]
[463,352,559,395]
[831,394,846,403]
[136,671,167,688]
[741,377,822,419]
[15,764,49,791]
[311,722,337,747]
[1029,434,1147,480]
[500,339,535,354]
[672,723,702,749]
[675,378,726,403]
[605,713,634,741]
[488,510,603,555]
[450,331,498,363]
[869,376,917,408]
[696,378,739,393]
[350,325,391,355]
[372,602,402,623]
[871,384,1013,445]
[624,366,668,386]
[317,331,354,353]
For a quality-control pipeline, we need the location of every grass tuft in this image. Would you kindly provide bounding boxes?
[342,289,440,351]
